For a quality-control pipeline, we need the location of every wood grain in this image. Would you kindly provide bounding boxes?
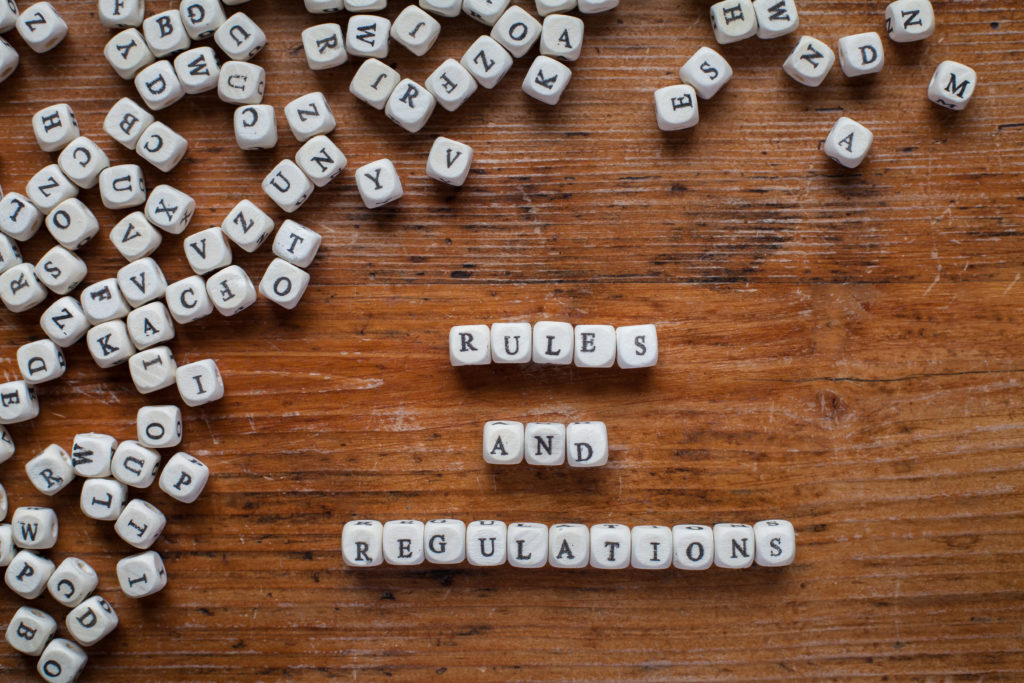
[1,0,1023,680]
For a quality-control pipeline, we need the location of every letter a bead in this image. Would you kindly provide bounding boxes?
[824,116,873,169]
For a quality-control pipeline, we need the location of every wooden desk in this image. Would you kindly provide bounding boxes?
[1,1,1022,680]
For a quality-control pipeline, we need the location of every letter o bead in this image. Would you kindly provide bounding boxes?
[259,258,311,310]
[672,524,714,570]
[712,523,755,569]
[342,520,384,567]
[37,637,88,682]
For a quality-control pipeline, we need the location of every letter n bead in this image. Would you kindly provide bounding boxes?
[259,258,311,310]
[38,638,88,682]
[342,520,384,567]
[466,520,506,566]
[713,523,755,569]
[295,135,346,188]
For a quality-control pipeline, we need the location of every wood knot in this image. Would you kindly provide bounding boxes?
[817,390,847,421]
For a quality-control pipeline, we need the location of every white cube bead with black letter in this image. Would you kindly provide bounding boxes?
[342,520,383,567]
[466,520,506,566]
[349,58,400,110]
[566,421,608,467]
[5,550,55,597]
[0,37,16,84]
[0,524,13,563]
[259,258,310,310]
[0,482,6,519]
[17,338,65,384]
[99,164,147,209]
[137,121,189,172]
[207,265,257,316]
[0,379,40,424]
[824,116,873,169]
[115,499,166,549]
[285,92,335,142]
[135,60,185,111]
[80,278,129,324]
[303,23,347,70]
[11,506,58,549]
[305,0,344,12]
[427,136,472,186]
[40,297,88,347]
[262,159,314,214]
[838,32,884,78]
[129,345,177,394]
[346,14,390,58]
[111,440,161,488]
[679,46,732,99]
[5,605,56,655]
[579,0,616,12]
[117,550,167,598]
[80,478,127,521]
[886,0,934,43]
[424,519,466,564]
[672,524,714,570]
[420,0,460,18]
[16,2,67,53]
[461,35,513,89]
[631,525,672,569]
[391,5,441,57]
[86,320,135,368]
[425,59,477,112]
[539,14,583,62]
[32,103,79,152]
[589,523,629,569]
[508,522,547,568]
[58,137,110,190]
[783,36,834,87]
[713,522,755,568]
[0,234,21,275]
[296,135,346,188]
[126,301,175,350]
[176,358,224,406]
[217,60,265,105]
[346,0,386,10]
[173,46,219,94]
[166,276,214,323]
[38,637,88,683]
[66,595,118,646]
[71,432,117,478]
[523,55,571,105]
[655,84,699,131]
[754,519,795,567]
[492,6,540,58]
[117,256,167,307]
[214,12,265,61]
[45,198,97,251]
[159,452,210,503]
[382,519,424,565]
[110,212,162,262]
[616,324,657,368]
[145,184,195,235]
[753,0,798,39]
[234,104,277,150]
[99,0,145,29]
[549,523,588,568]
[355,158,402,209]
[0,192,43,241]
[142,10,190,57]
[46,557,97,607]
[710,0,755,44]
[137,405,182,449]
[104,98,155,150]
[573,324,615,368]
[105,28,155,80]
[537,0,576,14]
[524,422,565,466]
[483,420,524,465]
[450,324,490,365]
[490,322,530,363]
[35,246,86,294]
[928,61,977,111]
[463,0,509,25]
[27,165,77,213]
[180,0,226,40]
[272,220,321,268]
[385,78,435,133]
[532,320,572,364]
[184,227,232,275]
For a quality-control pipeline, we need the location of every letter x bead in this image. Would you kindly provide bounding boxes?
[355,158,403,209]
[824,116,873,169]
[145,184,195,235]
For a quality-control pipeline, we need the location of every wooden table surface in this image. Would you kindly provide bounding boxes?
[1,0,1022,680]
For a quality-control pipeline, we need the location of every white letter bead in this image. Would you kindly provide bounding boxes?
[117,550,167,598]
[483,420,524,465]
[783,36,834,87]
[0,524,12,562]
[27,165,77,213]
[126,301,175,350]
[655,84,699,131]
[234,104,278,150]
[71,432,117,478]
[80,278,130,324]
[158,452,210,503]
[44,198,97,250]
[303,23,347,70]
[631,525,672,569]
[184,227,232,275]
[508,522,547,568]
[111,441,161,488]
[173,46,219,94]
[66,595,118,646]
[886,0,934,43]
[214,12,266,61]
[296,135,346,187]
[382,520,424,565]
[548,524,588,568]
[272,220,322,268]
[115,499,166,549]
[80,479,127,521]
[117,256,167,307]
[420,0,461,18]
[391,5,441,57]
[713,523,755,568]
[12,506,58,548]
[838,32,884,78]
[262,159,314,214]
[753,0,798,39]
[259,258,310,310]
[616,324,658,368]
[928,61,977,111]
[135,59,185,111]
[426,59,478,112]
[105,28,154,79]
[6,605,56,655]
[466,520,506,566]
[490,322,531,363]
[176,358,224,406]
[754,519,796,567]
[524,422,565,466]
[142,10,190,57]
[217,60,265,105]
[0,0,16,30]
[16,2,67,53]
[673,524,715,570]
[566,421,608,467]
[450,324,490,365]
[523,55,571,105]
[0,482,6,519]
[35,246,86,294]
[40,297,88,347]
[824,116,873,169]
[103,98,155,150]
[17,338,65,384]
[111,212,162,262]
[137,121,188,171]
[0,37,16,84]
[5,550,55,598]
[532,320,573,364]
[166,276,214,324]
[539,14,583,62]
[578,0,616,12]
[346,0,386,10]
[32,103,79,152]
[349,58,400,110]
[461,35,513,89]
[86,320,135,368]
[222,199,272,253]
[679,47,733,99]
[38,637,88,682]
[573,324,615,368]
[0,263,45,312]
[0,192,43,241]
[464,0,510,26]
[342,520,384,567]
[710,0,756,44]
[492,6,540,58]
[46,557,97,607]
[424,519,466,564]
[137,405,182,449]
[99,164,147,210]
[589,523,630,569]
[129,345,177,394]
[0,379,39,424]
[385,79,436,133]
[355,158,403,209]
[0,234,21,275]
[207,265,257,316]
[145,184,195,235]
[346,15,390,59]
[58,137,110,190]
[180,0,226,40]
[99,0,144,29]
[537,0,576,16]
